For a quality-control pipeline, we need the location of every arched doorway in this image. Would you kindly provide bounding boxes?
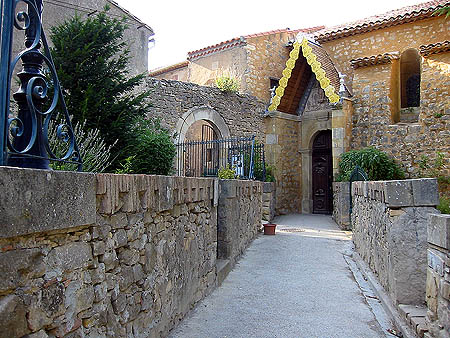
[175,107,230,177]
[312,130,332,214]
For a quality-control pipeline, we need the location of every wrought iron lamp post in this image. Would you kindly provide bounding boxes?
[0,0,82,170]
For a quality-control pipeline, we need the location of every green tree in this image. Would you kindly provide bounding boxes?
[50,7,150,168]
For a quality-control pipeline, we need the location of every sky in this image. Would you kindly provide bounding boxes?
[114,0,425,71]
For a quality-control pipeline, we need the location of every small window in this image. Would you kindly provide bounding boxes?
[400,49,421,108]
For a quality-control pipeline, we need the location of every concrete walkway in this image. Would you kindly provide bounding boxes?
[169,214,393,338]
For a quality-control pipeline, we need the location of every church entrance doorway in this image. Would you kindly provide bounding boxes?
[312,130,332,214]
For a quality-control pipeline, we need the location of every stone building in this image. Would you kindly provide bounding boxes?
[148,0,448,216]
[149,27,324,102]
[265,0,449,214]
[11,0,153,76]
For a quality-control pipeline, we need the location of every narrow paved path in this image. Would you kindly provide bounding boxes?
[169,214,391,338]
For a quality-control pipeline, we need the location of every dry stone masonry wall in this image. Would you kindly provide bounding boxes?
[217,180,263,262]
[0,167,264,338]
[351,179,439,306]
[146,78,266,142]
[426,214,450,338]
[332,182,350,230]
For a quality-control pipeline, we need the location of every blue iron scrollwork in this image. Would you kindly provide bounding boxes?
[0,0,82,170]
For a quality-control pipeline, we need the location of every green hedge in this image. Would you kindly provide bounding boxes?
[336,147,405,182]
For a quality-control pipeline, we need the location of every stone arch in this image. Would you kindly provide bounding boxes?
[175,106,230,144]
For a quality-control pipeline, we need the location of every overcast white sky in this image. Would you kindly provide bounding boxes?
[114,0,424,70]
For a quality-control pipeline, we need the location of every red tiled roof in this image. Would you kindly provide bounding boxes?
[149,61,189,77]
[315,0,449,42]
[350,52,400,69]
[420,40,450,56]
[187,26,325,61]
[309,43,341,94]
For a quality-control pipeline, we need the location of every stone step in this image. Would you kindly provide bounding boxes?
[398,304,428,338]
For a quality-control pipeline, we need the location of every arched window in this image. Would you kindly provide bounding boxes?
[400,49,421,108]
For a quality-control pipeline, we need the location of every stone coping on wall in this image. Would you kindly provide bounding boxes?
[0,166,96,238]
[352,178,439,208]
[0,166,218,238]
[96,174,216,215]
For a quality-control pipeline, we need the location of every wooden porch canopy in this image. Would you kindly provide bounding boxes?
[268,38,341,114]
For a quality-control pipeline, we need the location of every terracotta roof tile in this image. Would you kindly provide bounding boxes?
[309,43,341,94]
[149,61,189,77]
[187,26,324,61]
[350,52,400,69]
[420,40,450,56]
[315,0,448,42]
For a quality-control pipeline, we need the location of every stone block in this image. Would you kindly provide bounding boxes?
[412,178,439,206]
[0,294,30,338]
[47,242,93,274]
[263,182,274,193]
[0,167,95,238]
[428,249,445,277]
[219,180,236,199]
[440,280,450,300]
[384,180,413,207]
[0,248,45,292]
[157,176,174,211]
[428,214,450,250]
[24,330,49,338]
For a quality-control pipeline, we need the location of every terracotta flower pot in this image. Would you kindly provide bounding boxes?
[264,223,276,235]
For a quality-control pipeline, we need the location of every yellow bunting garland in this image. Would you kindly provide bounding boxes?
[268,38,340,112]
[268,41,301,111]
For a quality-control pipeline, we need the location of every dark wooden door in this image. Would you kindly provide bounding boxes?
[312,130,332,214]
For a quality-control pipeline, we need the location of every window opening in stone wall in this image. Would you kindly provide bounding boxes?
[400,49,421,107]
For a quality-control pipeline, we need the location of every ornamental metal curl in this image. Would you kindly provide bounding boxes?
[0,0,82,170]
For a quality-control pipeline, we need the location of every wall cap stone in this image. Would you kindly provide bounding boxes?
[428,213,450,250]
[352,178,438,208]
[0,166,96,238]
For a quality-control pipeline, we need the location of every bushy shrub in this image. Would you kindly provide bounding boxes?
[418,151,450,214]
[215,70,240,93]
[336,147,405,182]
[122,119,176,175]
[218,165,236,179]
[49,119,115,172]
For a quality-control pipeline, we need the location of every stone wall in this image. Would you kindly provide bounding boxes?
[349,55,450,177]
[351,178,439,305]
[332,182,350,230]
[146,78,266,143]
[321,17,449,176]
[217,180,263,262]
[425,214,450,338]
[12,0,152,77]
[265,113,301,214]
[262,182,276,222]
[0,167,263,338]
[245,31,295,102]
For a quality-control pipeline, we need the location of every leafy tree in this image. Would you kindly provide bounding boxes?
[50,7,150,168]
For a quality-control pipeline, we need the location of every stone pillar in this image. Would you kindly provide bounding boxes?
[331,108,345,177]
[300,148,312,214]
[425,214,450,338]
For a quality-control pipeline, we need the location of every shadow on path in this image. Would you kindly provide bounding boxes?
[169,214,390,338]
